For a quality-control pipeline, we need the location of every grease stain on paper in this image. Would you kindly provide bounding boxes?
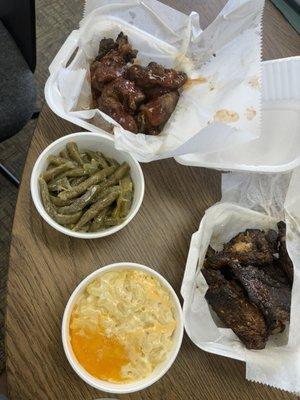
[184,77,207,89]
[248,76,260,89]
[245,107,257,120]
[214,109,239,123]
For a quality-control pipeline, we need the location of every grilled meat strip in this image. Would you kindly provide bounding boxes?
[204,229,277,270]
[231,262,291,334]
[203,269,268,350]
[126,62,187,90]
[277,221,294,283]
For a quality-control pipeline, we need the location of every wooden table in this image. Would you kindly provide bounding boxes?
[6,1,300,399]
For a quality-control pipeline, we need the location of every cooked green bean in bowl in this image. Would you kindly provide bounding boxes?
[31,132,145,239]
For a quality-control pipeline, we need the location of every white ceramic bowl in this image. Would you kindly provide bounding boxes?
[62,262,184,394]
[31,132,144,239]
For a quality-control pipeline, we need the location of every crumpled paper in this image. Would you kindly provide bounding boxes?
[53,0,264,162]
[181,168,300,394]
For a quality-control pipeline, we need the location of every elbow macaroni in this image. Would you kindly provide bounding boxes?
[70,269,177,382]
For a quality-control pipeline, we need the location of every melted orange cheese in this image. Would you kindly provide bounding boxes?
[70,315,129,382]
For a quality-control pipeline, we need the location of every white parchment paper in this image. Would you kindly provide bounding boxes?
[53,0,264,162]
[181,169,300,393]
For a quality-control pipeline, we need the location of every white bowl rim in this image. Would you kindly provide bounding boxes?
[30,131,145,239]
[62,262,184,394]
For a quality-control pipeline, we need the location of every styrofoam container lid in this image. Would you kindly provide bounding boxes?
[175,56,300,173]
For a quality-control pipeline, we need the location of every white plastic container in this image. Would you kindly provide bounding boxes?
[46,50,300,172]
[44,0,265,163]
[62,262,184,394]
[181,203,280,362]
[30,132,145,239]
[176,57,300,173]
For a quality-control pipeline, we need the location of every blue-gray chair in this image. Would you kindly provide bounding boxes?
[0,0,37,186]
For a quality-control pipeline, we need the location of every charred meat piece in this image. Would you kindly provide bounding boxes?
[97,77,144,132]
[231,262,291,334]
[90,53,126,91]
[144,86,172,101]
[261,263,290,286]
[96,38,118,60]
[277,221,294,283]
[204,270,268,350]
[100,77,145,113]
[91,32,138,92]
[265,228,279,253]
[90,33,187,136]
[115,32,138,62]
[97,95,138,133]
[96,32,137,62]
[204,229,276,270]
[137,91,179,135]
[224,229,276,265]
[202,268,222,286]
[126,62,187,90]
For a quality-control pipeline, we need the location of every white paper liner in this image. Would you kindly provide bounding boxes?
[181,169,300,394]
[47,0,264,162]
[175,56,300,173]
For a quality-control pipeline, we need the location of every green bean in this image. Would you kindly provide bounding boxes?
[58,166,115,201]
[78,223,91,232]
[112,176,133,219]
[64,224,75,230]
[66,142,84,166]
[39,178,82,225]
[40,178,56,218]
[58,185,99,214]
[41,162,74,182]
[73,187,120,231]
[60,168,89,178]
[105,156,120,168]
[54,212,82,225]
[104,216,124,226]
[81,153,90,164]
[50,196,74,207]
[86,150,109,169]
[39,142,133,233]
[47,155,73,166]
[59,149,71,160]
[70,176,87,187]
[46,163,55,170]
[93,162,130,199]
[89,208,110,232]
[48,177,72,192]
[83,159,100,175]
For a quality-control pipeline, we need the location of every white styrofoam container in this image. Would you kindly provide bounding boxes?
[45,30,300,173]
[176,56,300,173]
[180,203,280,362]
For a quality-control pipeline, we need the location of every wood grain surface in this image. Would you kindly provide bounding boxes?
[6,1,300,399]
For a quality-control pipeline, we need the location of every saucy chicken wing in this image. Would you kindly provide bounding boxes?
[137,91,179,135]
[126,62,187,90]
[91,32,138,92]
[90,32,187,135]
[97,77,145,132]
